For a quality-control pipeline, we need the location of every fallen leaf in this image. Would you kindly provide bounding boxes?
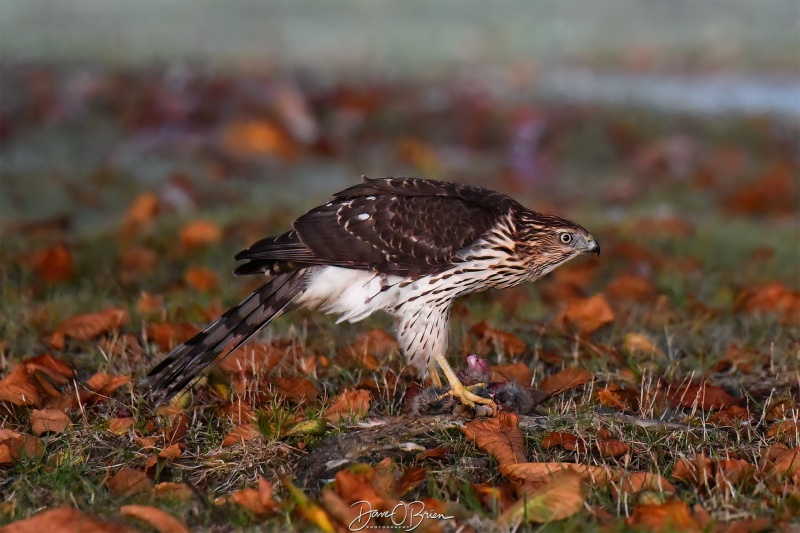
[274,376,317,403]
[152,482,194,501]
[624,332,665,359]
[342,329,398,371]
[106,466,153,498]
[86,373,131,396]
[0,364,41,406]
[218,342,282,376]
[50,307,129,350]
[146,322,199,351]
[119,246,157,284]
[222,423,263,447]
[3,507,132,533]
[539,367,593,396]
[471,321,527,356]
[179,219,222,250]
[541,432,581,452]
[24,354,75,383]
[120,505,189,533]
[281,474,336,533]
[725,161,796,216]
[462,413,527,467]
[136,291,164,315]
[597,439,630,458]
[324,389,371,422]
[668,382,739,410]
[596,384,639,411]
[30,409,71,435]
[616,472,676,499]
[108,417,135,436]
[490,362,533,387]
[762,445,800,476]
[734,282,800,327]
[671,454,714,489]
[498,472,584,526]
[223,119,296,160]
[30,244,74,284]
[605,274,656,303]
[627,499,700,532]
[6,434,45,462]
[766,420,800,441]
[228,477,280,517]
[120,192,160,236]
[500,462,618,490]
[556,294,615,335]
[185,267,218,292]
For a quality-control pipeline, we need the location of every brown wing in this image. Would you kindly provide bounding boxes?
[234,177,516,276]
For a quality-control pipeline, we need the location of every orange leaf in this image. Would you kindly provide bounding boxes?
[106,466,153,498]
[136,291,164,315]
[323,389,372,422]
[498,472,584,526]
[185,267,218,292]
[605,274,656,303]
[218,342,282,376]
[470,321,527,356]
[274,376,317,403]
[30,409,71,436]
[616,472,676,499]
[668,382,739,411]
[228,477,280,517]
[623,332,665,359]
[734,282,800,327]
[500,462,618,490]
[556,294,615,335]
[146,323,199,351]
[223,119,296,160]
[179,220,222,250]
[3,507,133,533]
[119,246,157,285]
[222,423,263,447]
[120,505,189,533]
[49,307,129,350]
[6,434,45,462]
[86,373,131,396]
[0,364,41,406]
[462,412,527,467]
[539,367,593,396]
[120,192,160,236]
[541,432,581,451]
[108,418,135,436]
[31,244,74,284]
[627,499,700,532]
[596,385,639,411]
[152,482,194,501]
[490,362,533,387]
[597,438,630,458]
[343,329,398,371]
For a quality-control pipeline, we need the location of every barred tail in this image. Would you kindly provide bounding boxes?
[143,270,306,403]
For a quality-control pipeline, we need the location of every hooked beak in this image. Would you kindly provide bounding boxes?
[585,235,600,256]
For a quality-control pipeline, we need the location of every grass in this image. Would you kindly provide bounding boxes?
[0,65,798,531]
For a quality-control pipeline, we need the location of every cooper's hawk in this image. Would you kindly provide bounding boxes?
[145,177,599,414]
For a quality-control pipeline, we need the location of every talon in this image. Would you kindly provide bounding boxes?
[439,382,498,416]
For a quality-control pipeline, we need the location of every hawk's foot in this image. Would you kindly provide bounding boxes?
[439,381,497,416]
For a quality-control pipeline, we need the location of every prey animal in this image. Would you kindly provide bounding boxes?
[145,177,599,414]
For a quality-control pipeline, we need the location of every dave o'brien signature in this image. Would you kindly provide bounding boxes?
[349,500,455,531]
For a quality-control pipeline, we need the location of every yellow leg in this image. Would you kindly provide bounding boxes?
[434,353,497,415]
[427,364,443,387]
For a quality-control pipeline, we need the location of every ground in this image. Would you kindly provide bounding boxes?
[0,65,798,532]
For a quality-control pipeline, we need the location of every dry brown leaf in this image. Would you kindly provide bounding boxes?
[624,332,665,359]
[627,499,701,532]
[185,267,218,292]
[158,443,183,461]
[616,472,676,499]
[471,320,527,356]
[106,466,153,498]
[342,329,398,370]
[596,384,639,411]
[763,445,800,476]
[539,367,593,396]
[556,294,615,335]
[6,434,45,462]
[605,274,656,303]
[320,488,363,530]
[725,161,797,216]
[324,389,371,422]
[462,413,527,467]
[766,420,800,441]
[179,219,223,250]
[672,454,714,488]
[86,373,131,396]
[498,472,584,526]
[50,307,129,350]
[0,443,14,465]
[541,432,581,452]
[136,291,164,315]
[668,382,739,411]
[152,482,194,501]
[108,417,135,436]
[734,282,800,327]
[120,193,160,236]
[223,118,296,160]
[274,376,317,403]
[490,362,533,387]
[146,322,199,351]
[120,505,189,533]
[0,364,41,406]
[119,246,157,284]
[597,438,630,458]
[500,462,618,490]
[30,409,71,436]
[24,354,75,383]
[228,477,280,517]
[218,342,282,376]
[3,507,133,533]
[30,244,74,284]
[222,423,263,447]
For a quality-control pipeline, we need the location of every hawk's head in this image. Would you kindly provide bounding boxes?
[516,212,599,278]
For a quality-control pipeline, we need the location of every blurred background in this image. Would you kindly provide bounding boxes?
[1,0,798,334]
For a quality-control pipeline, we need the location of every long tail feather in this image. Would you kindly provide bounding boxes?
[143,270,306,403]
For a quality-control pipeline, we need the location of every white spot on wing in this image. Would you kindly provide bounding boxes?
[356,213,369,221]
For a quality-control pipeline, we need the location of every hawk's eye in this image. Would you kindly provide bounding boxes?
[560,233,573,244]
